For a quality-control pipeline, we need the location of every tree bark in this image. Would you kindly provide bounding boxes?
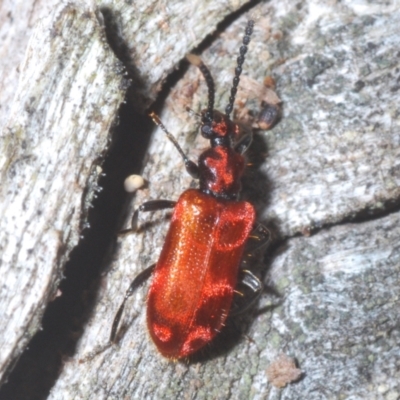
[1,0,399,399]
[0,1,127,383]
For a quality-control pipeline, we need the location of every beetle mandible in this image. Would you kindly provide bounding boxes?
[111,20,266,359]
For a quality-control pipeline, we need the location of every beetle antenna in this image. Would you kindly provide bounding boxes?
[225,20,254,118]
[149,111,199,178]
[186,54,215,128]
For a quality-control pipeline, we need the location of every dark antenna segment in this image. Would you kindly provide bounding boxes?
[225,20,254,117]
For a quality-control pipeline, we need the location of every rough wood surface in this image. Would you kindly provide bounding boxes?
[0,0,61,134]
[0,2,126,383]
[47,1,400,399]
[1,0,400,398]
[96,0,250,108]
[0,0,250,392]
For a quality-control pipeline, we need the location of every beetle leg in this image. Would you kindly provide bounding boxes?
[110,263,156,344]
[230,224,270,315]
[239,223,271,271]
[119,200,176,235]
[246,223,271,253]
[230,269,263,316]
[234,131,253,154]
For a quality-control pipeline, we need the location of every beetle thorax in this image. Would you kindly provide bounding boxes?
[198,146,245,200]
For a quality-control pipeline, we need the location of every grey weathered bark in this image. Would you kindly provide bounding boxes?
[2,0,400,399]
[0,2,126,383]
[0,0,62,134]
[0,0,250,392]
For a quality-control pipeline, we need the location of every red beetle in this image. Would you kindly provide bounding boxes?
[111,20,265,359]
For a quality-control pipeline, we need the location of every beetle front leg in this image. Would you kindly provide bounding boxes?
[110,263,156,344]
[120,200,176,234]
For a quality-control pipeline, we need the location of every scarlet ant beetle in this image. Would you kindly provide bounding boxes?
[111,20,269,359]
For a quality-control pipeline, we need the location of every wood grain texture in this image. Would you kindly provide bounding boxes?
[49,1,400,399]
[1,0,400,398]
[0,0,61,134]
[96,0,249,109]
[0,2,126,383]
[0,0,250,393]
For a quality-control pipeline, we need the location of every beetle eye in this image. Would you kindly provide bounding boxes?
[201,124,213,138]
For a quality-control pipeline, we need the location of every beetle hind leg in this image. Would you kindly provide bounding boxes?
[110,263,156,344]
